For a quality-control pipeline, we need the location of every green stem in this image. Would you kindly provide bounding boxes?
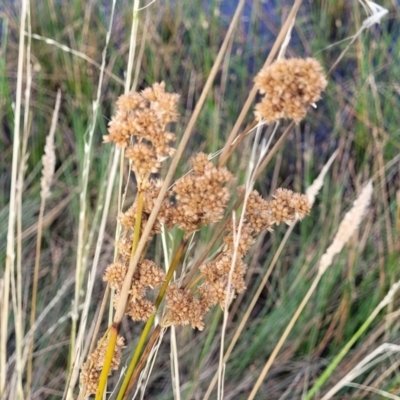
[305,297,391,399]
[95,190,144,399]
[116,238,188,400]
[95,326,118,400]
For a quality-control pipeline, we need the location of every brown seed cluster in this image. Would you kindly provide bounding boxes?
[164,187,311,326]
[117,153,234,241]
[103,82,179,183]
[163,284,210,330]
[269,188,311,225]
[103,259,165,321]
[237,186,311,232]
[118,179,174,240]
[80,335,125,397]
[199,187,310,307]
[169,153,234,233]
[254,58,327,123]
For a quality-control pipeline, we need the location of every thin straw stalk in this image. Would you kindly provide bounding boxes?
[67,0,117,392]
[307,288,400,399]
[1,0,27,396]
[317,342,400,400]
[95,190,145,400]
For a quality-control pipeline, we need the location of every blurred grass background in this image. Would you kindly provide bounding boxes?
[1,0,400,398]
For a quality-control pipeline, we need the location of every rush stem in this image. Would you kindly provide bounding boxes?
[95,190,145,399]
[116,238,188,399]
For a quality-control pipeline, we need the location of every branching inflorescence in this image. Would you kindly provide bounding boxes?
[80,56,327,397]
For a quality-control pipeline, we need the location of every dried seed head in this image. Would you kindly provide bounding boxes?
[118,179,174,237]
[116,236,133,262]
[125,143,161,178]
[163,284,209,330]
[116,91,144,112]
[290,192,312,220]
[200,252,247,301]
[80,362,100,397]
[104,82,179,177]
[88,335,125,371]
[171,153,234,232]
[254,58,327,123]
[136,259,166,288]
[141,81,180,125]
[80,334,125,396]
[198,278,236,309]
[223,224,255,256]
[238,186,274,233]
[127,297,155,322]
[270,188,311,225]
[103,262,127,291]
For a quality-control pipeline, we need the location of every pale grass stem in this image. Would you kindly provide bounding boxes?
[217,123,269,400]
[132,328,166,400]
[15,5,32,398]
[1,0,27,397]
[318,343,400,400]
[26,33,124,86]
[170,326,181,400]
[68,0,117,390]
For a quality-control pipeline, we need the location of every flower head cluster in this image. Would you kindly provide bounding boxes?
[163,284,210,330]
[240,186,311,228]
[103,82,179,182]
[170,153,234,233]
[198,187,311,310]
[103,259,165,321]
[80,335,125,397]
[160,187,311,327]
[119,179,174,239]
[269,188,311,225]
[254,58,327,123]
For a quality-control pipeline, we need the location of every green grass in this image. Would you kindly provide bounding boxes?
[1,0,400,399]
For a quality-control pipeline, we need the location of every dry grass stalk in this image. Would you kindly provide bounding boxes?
[66,2,120,398]
[1,0,28,397]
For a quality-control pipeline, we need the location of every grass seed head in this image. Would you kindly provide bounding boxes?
[170,153,234,232]
[254,57,327,123]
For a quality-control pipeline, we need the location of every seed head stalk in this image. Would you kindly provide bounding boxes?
[95,190,144,400]
[116,238,188,400]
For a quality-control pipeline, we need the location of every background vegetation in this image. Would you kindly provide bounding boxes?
[1,0,400,398]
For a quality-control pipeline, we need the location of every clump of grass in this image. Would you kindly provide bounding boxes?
[78,13,326,398]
